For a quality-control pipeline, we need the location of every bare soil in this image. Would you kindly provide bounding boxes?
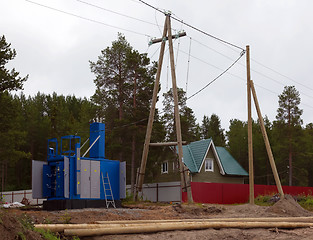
[1,195,313,240]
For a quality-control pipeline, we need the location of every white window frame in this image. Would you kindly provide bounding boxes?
[205,158,214,172]
[161,161,168,174]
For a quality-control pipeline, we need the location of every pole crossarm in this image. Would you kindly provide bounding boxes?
[149,141,187,147]
[149,31,186,45]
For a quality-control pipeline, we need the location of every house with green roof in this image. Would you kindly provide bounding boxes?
[154,139,248,184]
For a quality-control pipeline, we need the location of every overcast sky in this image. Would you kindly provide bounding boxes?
[1,0,313,131]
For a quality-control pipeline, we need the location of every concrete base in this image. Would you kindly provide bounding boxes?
[43,199,121,211]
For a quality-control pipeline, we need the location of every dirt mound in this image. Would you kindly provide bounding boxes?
[172,204,222,216]
[267,194,312,217]
[0,210,42,240]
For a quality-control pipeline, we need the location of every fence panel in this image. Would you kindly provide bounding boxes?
[1,190,45,205]
[184,182,313,204]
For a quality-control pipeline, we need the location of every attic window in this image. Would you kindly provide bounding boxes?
[205,159,214,172]
[161,161,168,174]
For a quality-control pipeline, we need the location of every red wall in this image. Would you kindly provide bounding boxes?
[182,182,313,204]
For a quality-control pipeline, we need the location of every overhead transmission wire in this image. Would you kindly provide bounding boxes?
[77,0,160,28]
[25,0,150,37]
[182,43,313,109]
[187,51,246,100]
[137,0,245,51]
[191,37,313,100]
[171,40,313,108]
[251,58,313,92]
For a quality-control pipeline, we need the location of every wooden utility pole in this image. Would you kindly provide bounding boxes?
[246,45,254,204]
[135,16,168,196]
[135,14,192,202]
[166,15,193,202]
[250,80,284,197]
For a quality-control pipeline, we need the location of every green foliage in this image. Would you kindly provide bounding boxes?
[274,86,304,186]
[60,210,71,224]
[201,114,226,146]
[162,88,200,143]
[16,232,26,240]
[90,33,158,184]
[34,228,61,240]
[0,91,97,191]
[0,35,28,92]
[255,195,274,206]
[297,195,313,211]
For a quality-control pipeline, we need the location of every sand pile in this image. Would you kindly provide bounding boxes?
[267,194,312,217]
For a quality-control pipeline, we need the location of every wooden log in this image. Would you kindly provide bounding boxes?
[36,216,313,233]
[96,216,313,224]
[36,216,313,232]
[64,221,313,237]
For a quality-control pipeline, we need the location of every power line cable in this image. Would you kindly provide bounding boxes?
[251,58,313,92]
[191,37,313,100]
[137,0,244,51]
[187,51,245,100]
[25,0,150,37]
[77,0,160,27]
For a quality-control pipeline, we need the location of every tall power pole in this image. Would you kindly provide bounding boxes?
[246,45,254,204]
[135,13,192,202]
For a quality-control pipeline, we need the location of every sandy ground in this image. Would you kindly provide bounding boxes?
[2,195,313,239]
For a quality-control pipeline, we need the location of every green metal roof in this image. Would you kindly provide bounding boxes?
[180,139,248,176]
[182,139,211,173]
[215,146,248,176]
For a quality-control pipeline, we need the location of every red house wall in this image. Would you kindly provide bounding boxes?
[182,182,313,204]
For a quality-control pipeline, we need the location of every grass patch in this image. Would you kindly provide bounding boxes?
[255,193,313,211]
[297,194,313,211]
[255,195,275,206]
[60,210,72,224]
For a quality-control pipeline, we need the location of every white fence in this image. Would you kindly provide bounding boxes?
[127,181,181,202]
[1,190,45,205]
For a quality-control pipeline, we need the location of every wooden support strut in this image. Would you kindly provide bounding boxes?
[250,80,284,197]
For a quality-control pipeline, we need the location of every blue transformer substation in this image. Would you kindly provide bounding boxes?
[32,122,126,210]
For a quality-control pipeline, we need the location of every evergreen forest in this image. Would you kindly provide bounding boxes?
[1,34,313,192]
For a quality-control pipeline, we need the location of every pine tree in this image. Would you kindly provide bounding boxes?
[162,88,199,142]
[201,114,226,146]
[0,35,28,92]
[275,86,303,186]
[90,33,157,191]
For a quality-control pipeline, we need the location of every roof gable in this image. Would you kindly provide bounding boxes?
[215,147,248,176]
[182,139,211,173]
[180,139,248,176]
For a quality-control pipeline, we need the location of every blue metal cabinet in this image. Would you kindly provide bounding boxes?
[43,165,52,198]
